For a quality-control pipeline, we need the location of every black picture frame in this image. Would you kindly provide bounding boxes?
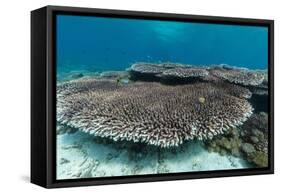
[31,5,274,188]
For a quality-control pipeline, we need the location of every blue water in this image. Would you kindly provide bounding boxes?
[56,15,268,75]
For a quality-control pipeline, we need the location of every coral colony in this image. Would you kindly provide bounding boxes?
[57,63,267,149]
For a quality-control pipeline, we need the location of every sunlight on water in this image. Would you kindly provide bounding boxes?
[151,21,188,43]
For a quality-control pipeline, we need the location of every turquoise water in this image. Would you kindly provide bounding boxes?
[56,15,268,75]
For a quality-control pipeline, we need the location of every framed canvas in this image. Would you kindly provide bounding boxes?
[31,5,274,188]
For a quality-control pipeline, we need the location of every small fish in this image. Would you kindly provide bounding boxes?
[198,97,205,104]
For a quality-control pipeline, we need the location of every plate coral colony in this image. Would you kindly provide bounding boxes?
[55,14,270,180]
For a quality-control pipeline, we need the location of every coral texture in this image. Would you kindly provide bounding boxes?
[57,79,253,148]
[204,112,268,167]
[128,63,268,90]
[240,112,268,151]
[160,67,209,79]
[128,62,192,82]
[247,70,268,95]
[210,68,265,86]
[204,127,242,157]
[130,63,169,75]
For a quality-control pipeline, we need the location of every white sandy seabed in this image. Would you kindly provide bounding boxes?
[56,131,252,180]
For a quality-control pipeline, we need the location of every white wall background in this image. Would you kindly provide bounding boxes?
[0,0,279,193]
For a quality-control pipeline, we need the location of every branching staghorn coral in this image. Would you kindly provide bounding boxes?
[57,78,253,148]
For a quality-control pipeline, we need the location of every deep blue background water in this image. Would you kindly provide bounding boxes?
[56,15,268,75]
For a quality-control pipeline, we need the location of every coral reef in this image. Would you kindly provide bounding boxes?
[57,78,120,96]
[205,127,242,157]
[249,87,268,96]
[159,67,209,81]
[128,63,267,89]
[161,67,208,78]
[240,112,268,167]
[57,78,253,148]
[129,63,168,75]
[56,62,269,179]
[128,62,191,82]
[213,81,252,99]
[247,71,268,96]
[129,63,212,84]
[129,62,188,75]
[204,112,268,167]
[210,68,265,86]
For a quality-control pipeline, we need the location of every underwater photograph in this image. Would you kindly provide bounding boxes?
[56,14,269,180]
